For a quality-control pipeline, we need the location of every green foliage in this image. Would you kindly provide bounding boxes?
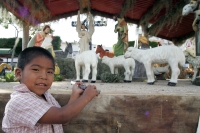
[54,74,63,81]
[0,18,15,29]
[149,41,158,48]
[192,78,200,86]
[0,76,6,82]
[4,71,17,82]
[55,58,76,79]
[96,59,110,80]
[128,41,158,48]
[0,36,62,56]
[129,41,135,47]
[0,58,126,82]
[52,36,61,50]
[96,59,125,80]
[101,72,123,83]
[0,38,22,56]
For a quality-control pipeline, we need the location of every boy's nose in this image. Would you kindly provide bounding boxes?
[40,72,47,79]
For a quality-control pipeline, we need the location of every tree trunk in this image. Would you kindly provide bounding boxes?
[11,38,19,69]
[22,22,29,50]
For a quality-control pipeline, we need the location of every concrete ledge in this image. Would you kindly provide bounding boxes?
[0,80,200,133]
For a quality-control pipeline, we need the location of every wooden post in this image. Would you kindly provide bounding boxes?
[22,22,29,50]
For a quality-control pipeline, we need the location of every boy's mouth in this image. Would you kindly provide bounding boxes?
[37,83,47,86]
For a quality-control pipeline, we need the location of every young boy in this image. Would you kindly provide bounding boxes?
[2,47,98,133]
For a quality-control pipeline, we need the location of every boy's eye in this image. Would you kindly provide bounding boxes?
[47,71,54,74]
[32,69,39,71]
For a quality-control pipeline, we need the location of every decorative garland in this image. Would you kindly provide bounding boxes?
[0,1,23,27]
[139,0,172,26]
[77,0,91,14]
[0,0,52,25]
[0,0,193,43]
[120,0,137,17]
[25,0,52,22]
[148,0,188,36]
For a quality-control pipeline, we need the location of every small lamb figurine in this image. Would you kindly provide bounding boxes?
[101,55,135,82]
[124,46,185,86]
[75,50,98,83]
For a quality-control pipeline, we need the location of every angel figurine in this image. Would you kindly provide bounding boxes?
[76,10,94,53]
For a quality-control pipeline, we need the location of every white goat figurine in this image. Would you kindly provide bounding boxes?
[124,46,185,86]
[101,55,135,82]
[75,50,98,83]
[184,47,200,82]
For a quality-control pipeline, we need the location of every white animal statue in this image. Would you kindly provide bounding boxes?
[101,55,135,82]
[124,46,185,86]
[182,1,200,17]
[182,1,200,33]
[75,50,98,83]
[184,47,200,82]
[182,4,193,16]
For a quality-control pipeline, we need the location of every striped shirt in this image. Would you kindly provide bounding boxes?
[2,84,64,133]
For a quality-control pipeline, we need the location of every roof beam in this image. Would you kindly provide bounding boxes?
[42,8,140,24]
[42,9,117,23]
[32,0,52,22]
[45,11,78,22]
[148,0,188,36]
[120,0,137,17]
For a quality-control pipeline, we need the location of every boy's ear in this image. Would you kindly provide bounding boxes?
[15,68,22,81]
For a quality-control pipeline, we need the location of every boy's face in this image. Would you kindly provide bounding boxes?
[15,56,54,97]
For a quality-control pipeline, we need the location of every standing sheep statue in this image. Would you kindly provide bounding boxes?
[75,50,98,83]
[101,56,135,82]
[124,45,185,86]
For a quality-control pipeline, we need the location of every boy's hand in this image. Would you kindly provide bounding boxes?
[82,85,98,101]
[70,82,84,101]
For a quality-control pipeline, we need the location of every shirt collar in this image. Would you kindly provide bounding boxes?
[13,83,49,98]
[13,84,30,92]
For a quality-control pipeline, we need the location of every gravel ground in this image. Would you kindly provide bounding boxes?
[0,79,199,96]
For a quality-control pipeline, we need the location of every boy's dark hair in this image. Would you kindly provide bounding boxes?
[17,47,55,70]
